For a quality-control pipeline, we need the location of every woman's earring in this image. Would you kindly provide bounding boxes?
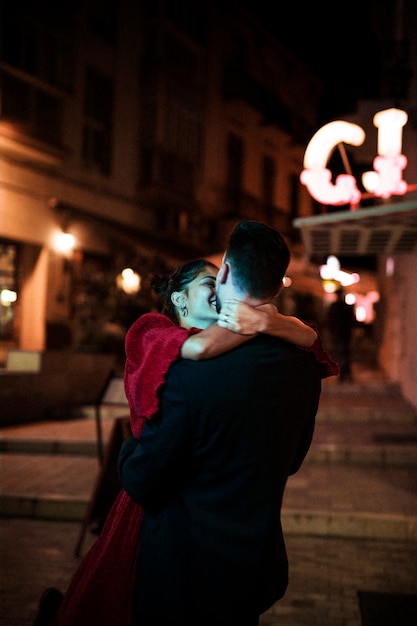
[181,306,188,317]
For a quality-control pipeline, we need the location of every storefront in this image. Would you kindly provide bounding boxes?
[294,107,417,407]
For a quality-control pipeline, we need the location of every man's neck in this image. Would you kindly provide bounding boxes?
[232,292,270,308]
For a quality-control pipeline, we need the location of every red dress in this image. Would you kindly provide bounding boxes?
[52,313,338,626]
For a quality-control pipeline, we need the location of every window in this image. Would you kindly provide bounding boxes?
[226,133,244,213]
[0,4,75,146]
[262,156,276,207]
[159,152,195,195]
[0,72,63,146]
[164,35,199,82]
[1,5,76,92]
[82,69,114,176]
[165,0,207,43]
[87,0,118,43]
[0,242,18,340]
[163,104,201,160]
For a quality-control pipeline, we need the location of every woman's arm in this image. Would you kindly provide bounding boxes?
[217,300,339,379]
[219,300,317,346]
[181,323,252,360]
[181,301,317,361]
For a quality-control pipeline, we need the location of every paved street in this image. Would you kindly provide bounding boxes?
[1,518,417,626]
[1,363,417,625]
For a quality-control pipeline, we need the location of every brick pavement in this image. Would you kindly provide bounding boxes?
[1,518,417,626]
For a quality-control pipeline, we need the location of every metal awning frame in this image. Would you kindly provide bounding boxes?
[293,199,417,256]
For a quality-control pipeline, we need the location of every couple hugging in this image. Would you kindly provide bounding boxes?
[36,221,338,626]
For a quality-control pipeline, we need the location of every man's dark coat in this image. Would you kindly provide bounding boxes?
[119,335,321,622]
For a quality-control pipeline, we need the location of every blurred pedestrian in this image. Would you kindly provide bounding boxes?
[326,286,355,382]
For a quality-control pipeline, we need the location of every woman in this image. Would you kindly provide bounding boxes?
[124,259,329,437]
[45,259,337,626]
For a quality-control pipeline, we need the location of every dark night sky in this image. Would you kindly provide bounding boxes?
[239,0,381,121]
[237,1,387,271]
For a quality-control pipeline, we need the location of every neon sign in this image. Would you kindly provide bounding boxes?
[300,108,408,206]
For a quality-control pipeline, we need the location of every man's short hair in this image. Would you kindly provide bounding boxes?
[225,221,290,299]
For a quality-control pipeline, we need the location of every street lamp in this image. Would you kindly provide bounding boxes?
[52,231,75,254]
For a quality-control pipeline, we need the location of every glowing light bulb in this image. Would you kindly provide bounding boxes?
[0,289,17,305]
[53,232,75,253]
[117,268,141,294]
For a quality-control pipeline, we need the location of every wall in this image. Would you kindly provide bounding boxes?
[1,352,117,426]
[379,253,417,408]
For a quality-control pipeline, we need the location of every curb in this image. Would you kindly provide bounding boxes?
[0,439,98,457]
[307,445,417,467]
[282,509,417,541]
[2,495,416,542]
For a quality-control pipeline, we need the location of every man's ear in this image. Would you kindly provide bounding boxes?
[216,263,228,285]
[217,260,229,285]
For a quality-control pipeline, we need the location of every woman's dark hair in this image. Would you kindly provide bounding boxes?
[150,259,217,323]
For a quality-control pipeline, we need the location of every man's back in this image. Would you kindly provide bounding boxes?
[119,335,321,622]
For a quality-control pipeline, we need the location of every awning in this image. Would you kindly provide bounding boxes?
[293,199,417,256]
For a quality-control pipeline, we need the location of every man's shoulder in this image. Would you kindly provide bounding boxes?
[173,335,312,369]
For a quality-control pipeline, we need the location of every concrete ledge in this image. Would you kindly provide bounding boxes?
[317,408,417,423]
[3,437,416,467]
[0,439,98,457]
[307,445,417,467]
[0,352,116,426]
[282,509,417,541]
[0,495,87,522]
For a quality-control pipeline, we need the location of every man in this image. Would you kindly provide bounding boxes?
[326,286,355,382]
[118,221,322,626]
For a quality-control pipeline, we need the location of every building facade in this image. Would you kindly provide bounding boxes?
[0,0,322,361]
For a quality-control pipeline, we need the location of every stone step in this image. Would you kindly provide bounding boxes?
[2,406,416,463]
[0,438,98,456]
[318,384,417,423]
[317,407,417,423]
[2,428,417,467]
[1,454,416,541]
[1,378,416,541]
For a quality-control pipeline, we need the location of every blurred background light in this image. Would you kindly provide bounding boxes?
[116,268,141,294]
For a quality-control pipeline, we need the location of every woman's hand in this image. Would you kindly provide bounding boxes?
[218,300,272,335]
[218,299,317,347]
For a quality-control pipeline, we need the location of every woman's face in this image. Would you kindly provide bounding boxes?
[182,265,218,329]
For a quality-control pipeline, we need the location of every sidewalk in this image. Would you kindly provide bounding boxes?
[1,363,416,539]
[2,518,416,626]
[1,362,417,625]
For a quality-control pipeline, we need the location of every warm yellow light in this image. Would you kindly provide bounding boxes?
[374,108,408,156]
[355,305,367,323]
[53,231,75,253]
[362,170,379,192]
[323,281,338,293]
[117,268,141,294]
[0,289,17,305]
[320,256,360,287]
[320,255,340,280]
